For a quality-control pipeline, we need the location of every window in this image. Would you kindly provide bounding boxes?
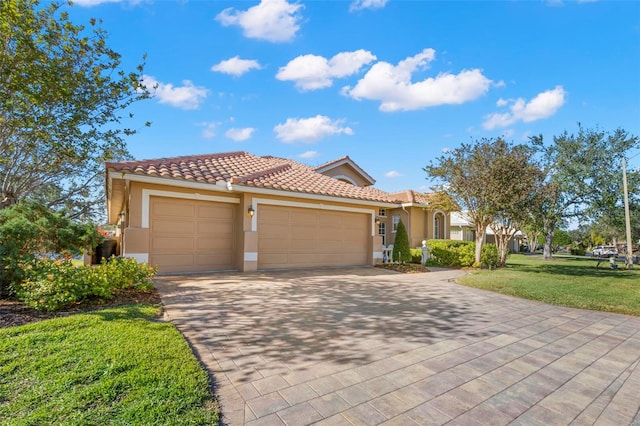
[392,214,400,233]
[434,216,441,239]
[378,208,386,217]
[378,222,386,246]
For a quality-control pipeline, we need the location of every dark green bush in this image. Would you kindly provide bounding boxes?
[16,258,157,311]
[481,244,500,269]
[392,220,411,263]
[570,246,586,256]
[0,201,100,296]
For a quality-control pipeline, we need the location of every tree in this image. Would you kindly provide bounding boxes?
[392,220,411,263]
[0,0,150,219]
[0,201,100,296]
[531,126,639,260]
[425,138,541,266]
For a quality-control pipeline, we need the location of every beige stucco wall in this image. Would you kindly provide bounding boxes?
[319,164,371,187]
[115,178,383,272]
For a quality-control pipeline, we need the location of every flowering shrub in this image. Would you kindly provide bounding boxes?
[17,258,157,312]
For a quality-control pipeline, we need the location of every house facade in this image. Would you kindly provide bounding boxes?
[106,151,453,273]
[449,211,523,253]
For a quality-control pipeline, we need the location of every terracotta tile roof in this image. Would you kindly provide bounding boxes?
[106,151,394,203]
[388,190,434,205]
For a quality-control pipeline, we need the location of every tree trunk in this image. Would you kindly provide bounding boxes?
[543,224,554,260]
[475,228,485,265]
[528,233,539,253]
[1,193,17,209]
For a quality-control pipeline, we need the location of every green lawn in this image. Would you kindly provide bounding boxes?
[0,305,218,425]
[458,254,640,316]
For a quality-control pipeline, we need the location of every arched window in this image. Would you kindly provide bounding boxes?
[434,212,445,239]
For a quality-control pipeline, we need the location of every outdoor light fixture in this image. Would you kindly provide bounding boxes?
[375,216,381,226]
[118,211,125,222]
[248,206,255,217]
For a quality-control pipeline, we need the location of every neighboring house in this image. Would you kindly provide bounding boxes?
[105,151,453,273]
[448,211,523,253]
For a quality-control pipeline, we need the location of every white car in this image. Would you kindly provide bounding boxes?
[592,246,618,257]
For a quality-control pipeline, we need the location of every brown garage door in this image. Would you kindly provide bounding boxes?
[258,205,369,269]
[149,197,235,273]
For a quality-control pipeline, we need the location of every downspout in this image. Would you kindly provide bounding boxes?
[401,203,410,246]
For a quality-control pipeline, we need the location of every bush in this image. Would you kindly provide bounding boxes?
[427,240,475,267]
[570,246,586,256]
[16,258,157,311]
[0,201,100,297]
[410,248,423,264]
[481,244,500,269]
[392,220,411,263]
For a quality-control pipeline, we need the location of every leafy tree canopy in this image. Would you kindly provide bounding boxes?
[0,0,150,219]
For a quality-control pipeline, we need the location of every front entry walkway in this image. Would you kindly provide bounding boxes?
[154,268,640,425]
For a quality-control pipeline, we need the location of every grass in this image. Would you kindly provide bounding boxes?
[0,304,218,425]
[458,254,640,316]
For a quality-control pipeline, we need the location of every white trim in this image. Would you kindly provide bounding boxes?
[250,197,378,236]
[244,252,258,262]
[314,157,376,185]
[433,209,447,239]
[141,189,239,228]
[331,174,358,186]
[123,253,149,263]
[113,171,396,209]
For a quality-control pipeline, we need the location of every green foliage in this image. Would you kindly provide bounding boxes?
[16,258,156,311]
[570,246,587,256]
[410,248,423,264]
[392,220,411,263]
[0,0,150,218]
[425,137,543,265]
[427,240,475,267]
[0,201,100,296]
[481,244,500,269]
[0,305,218,424]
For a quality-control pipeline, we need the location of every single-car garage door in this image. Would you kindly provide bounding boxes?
[149,197,236,273]
[258,205,369,269]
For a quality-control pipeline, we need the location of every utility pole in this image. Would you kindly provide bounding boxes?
[622,157,634,269]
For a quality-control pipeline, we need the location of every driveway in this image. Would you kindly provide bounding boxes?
[154,267,640,425]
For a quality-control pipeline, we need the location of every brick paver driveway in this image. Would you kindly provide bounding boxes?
[154,267,640,426]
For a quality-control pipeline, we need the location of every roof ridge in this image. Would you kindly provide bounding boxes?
[108,151,248,167]
[230,163,292,184]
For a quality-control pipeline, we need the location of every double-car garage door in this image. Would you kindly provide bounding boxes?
[258,205,369,269]
[149,197,369,273]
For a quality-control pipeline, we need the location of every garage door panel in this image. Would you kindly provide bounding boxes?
[153,201,195,218]
[258,205,368,269]
[151,236,196,251]
[198,204,234,219]
[150,197,235,273]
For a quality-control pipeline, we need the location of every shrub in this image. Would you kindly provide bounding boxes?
[0,201,100,297]
[392,220,411,263]
[481,244,500,269]
[410,248,423,264]
[16,258,157,311]
[427,239,475,267]
[570,246,586,256]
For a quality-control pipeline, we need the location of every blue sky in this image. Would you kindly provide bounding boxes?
[69,0,640,193]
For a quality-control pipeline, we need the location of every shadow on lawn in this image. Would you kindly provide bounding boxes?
[507,257,639,280]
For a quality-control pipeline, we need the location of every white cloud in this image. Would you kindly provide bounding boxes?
[200,122,218,139]
[225,127,255,141]
[274,115,354,143]
[344,49,492,111]
[276,50,376,91]
[385,170,402,178]
[212,56,262,77]
[216,0,303,43]
[483,86,566,130]
[141,75,208,110]
[350,0,387,11]
[299,150,318,159]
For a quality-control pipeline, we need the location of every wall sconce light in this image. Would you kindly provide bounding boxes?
[118,211,125,222]
[375,216,381,226]
[248,206,255,217]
